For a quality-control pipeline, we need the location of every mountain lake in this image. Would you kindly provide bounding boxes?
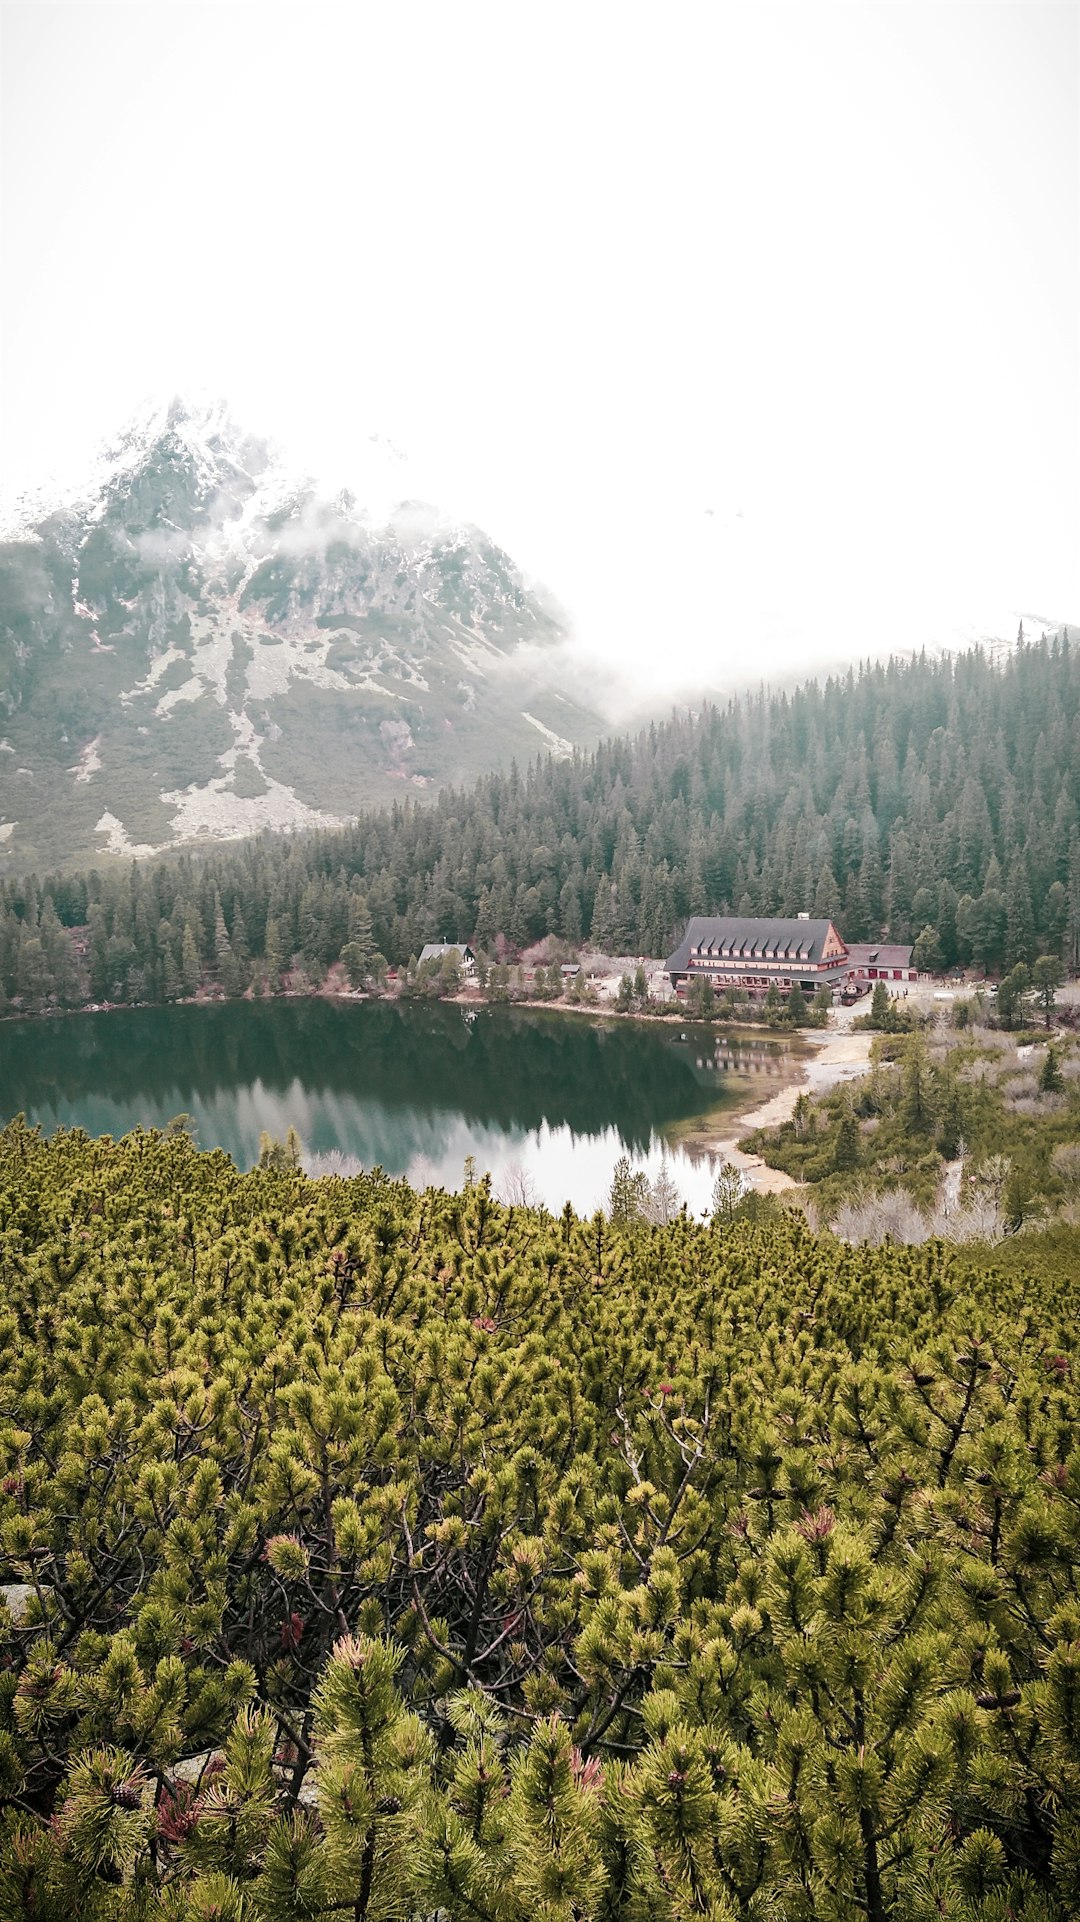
[0,999,808,1214]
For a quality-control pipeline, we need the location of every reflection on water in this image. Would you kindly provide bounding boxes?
[0,1000,800,1216]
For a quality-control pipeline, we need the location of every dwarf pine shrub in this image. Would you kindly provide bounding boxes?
[0,1117,1077,1916]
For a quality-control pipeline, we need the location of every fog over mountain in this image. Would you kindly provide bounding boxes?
[0,398,607,872]
[4,5,1075,721]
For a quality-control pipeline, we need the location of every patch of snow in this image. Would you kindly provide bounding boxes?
[69,735,103,783]
[0,822,15,843]
[216,707,261,774]
[123,645,189,703]
[521,712,574,755]
[443,622,506,677]
[94,811,159,860]
[155,677,204,716]
[0,740,12,753]
[160,770,341,843]
[244,625,349,700]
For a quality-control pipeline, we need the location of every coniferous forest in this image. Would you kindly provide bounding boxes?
[0,1119,1079,1919]
[1,634,1079,1011]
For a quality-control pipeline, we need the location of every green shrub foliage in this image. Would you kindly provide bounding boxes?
[0,1118,1078,1916]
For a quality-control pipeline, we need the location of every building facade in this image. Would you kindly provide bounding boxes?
[841,943,918,987]
[664,916,914,1001]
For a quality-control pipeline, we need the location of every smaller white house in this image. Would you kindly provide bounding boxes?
[419,941,477,978]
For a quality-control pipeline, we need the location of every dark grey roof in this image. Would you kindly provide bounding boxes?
[665,916,843,973]
[843,943,914,968]
[419,942,475,963]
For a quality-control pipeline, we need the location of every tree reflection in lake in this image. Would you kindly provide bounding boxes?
[0,1000,799,1214]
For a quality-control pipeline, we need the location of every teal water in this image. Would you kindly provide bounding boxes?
[0,999,798,1213]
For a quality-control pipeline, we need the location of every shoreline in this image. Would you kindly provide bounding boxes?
[0,976,836,1034]
[672,1027,875,1193]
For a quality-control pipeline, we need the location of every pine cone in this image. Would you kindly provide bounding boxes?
[975,1689,1021,1710]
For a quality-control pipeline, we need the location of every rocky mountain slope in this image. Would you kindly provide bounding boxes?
[0,399,604,871]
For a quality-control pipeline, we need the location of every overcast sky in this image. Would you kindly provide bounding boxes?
[1,1,1077,697]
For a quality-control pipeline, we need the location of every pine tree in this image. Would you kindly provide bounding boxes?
[608,1155,649,1222]
[812,862,842,920]
[913,923,942,973]
[1033,953,1062,1028]
[1040,1043,1064,1093]
[342,894,375,984]
[181,921,201,997]
[689,974,715,1018]
[868,979,891,1028]
[900,1033,934,1134]
[264,915,288,992]
[834,1109,860,1170]
[785,980,808,1025]
[996,962,1030,1030]
[231,903,251,987]
[309,1636,431,1920]
[710,1156,746,1223]
[645,1159,682,1225]
[214,894,239,998]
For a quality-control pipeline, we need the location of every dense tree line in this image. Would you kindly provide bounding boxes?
[2,631,1080,1012]
[0,1121,1079,1916]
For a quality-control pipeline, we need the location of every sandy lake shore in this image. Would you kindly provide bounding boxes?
[701,1027,875,1192]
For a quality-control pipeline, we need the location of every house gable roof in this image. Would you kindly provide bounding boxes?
[419,942,475,964]
[665,917,845,974]
[843,942,914,969]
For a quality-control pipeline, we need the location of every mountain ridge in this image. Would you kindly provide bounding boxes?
[0,399,603,871]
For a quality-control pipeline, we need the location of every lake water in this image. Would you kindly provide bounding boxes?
[0,999,803,1215]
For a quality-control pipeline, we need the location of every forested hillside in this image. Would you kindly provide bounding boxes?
[2,633,1079,1010]
[0,1121,1078,1917]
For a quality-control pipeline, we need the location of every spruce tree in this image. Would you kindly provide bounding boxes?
[1040,1042,1064,1093]
[868,979,891,1028]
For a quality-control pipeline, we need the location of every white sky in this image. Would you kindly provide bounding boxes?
[1,1,1077,698]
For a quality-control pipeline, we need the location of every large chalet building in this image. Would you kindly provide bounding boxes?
[664,916,916,1001]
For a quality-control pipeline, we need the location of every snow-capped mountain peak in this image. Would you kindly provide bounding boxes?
[0,400,599,872]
